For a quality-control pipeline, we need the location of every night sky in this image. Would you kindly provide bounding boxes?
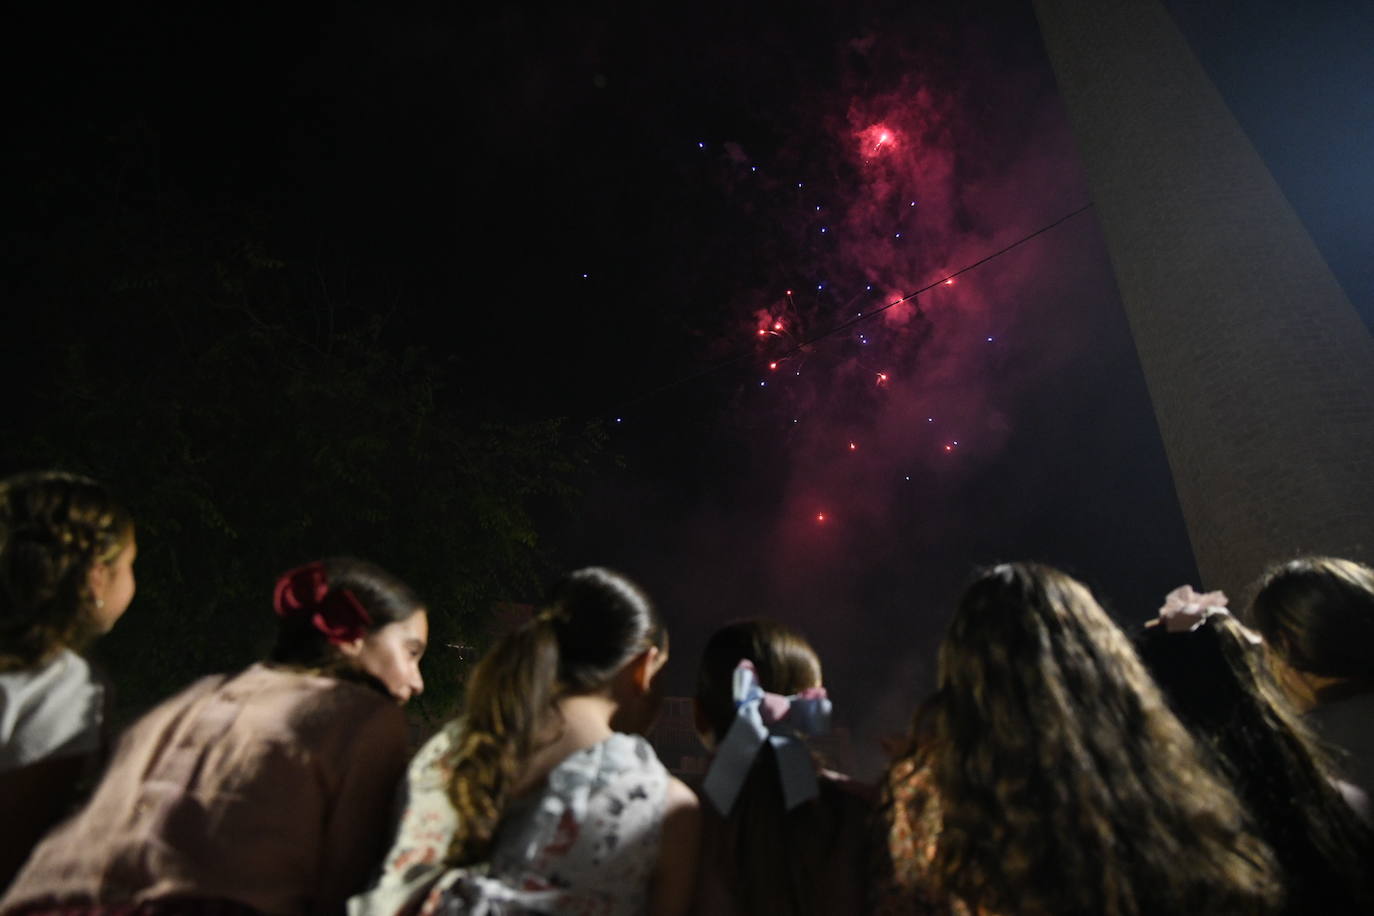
[9,1,1373,772]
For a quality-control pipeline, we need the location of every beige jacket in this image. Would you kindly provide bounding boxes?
[3,664,410,916]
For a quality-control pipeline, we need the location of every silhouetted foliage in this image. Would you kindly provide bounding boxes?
[3,120,604,724]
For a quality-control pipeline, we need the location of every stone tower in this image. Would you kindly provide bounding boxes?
[1031,0,1374,595]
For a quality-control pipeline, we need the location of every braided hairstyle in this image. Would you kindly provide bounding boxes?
[444,567,665,865]
[0,471,133,671]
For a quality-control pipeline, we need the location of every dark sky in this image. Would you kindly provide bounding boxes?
[11,1,1372,774]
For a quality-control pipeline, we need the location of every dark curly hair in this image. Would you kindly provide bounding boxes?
[902,563,1281,915]
[0,471,134,670]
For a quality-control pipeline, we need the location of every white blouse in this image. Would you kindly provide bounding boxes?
[353,723,670,916]
[0,649,103,772]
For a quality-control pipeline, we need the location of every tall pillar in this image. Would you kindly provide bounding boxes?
[1032,0,1374,594]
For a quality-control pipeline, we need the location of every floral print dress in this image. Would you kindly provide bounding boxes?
[351,723,669,916]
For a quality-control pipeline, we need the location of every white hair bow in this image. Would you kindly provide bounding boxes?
[701,660,832,816]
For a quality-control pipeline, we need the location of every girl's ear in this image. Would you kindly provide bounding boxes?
[630,645,665,693]
[334,636,366,658]
[86,561,110,604]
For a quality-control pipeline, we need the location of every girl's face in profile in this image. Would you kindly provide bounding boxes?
[347,609,429,703]
[89,534,137,632]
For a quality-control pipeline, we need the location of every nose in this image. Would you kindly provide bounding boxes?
[411,668,424,698]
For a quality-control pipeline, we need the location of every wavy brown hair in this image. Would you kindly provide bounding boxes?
[908,563,1281,916]
[0,471,133,671]
[444,567,664,866]
[1136,613,1374,913]
[695,619,827,916]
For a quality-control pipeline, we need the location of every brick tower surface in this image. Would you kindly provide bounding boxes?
[1031,0,1374,595]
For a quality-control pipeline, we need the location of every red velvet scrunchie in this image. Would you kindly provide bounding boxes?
[273,561,373,645]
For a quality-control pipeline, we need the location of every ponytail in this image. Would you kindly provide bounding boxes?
[445,567,662,865]
[445,619,559,865]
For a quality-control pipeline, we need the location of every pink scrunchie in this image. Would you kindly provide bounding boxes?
[273,561,373,645]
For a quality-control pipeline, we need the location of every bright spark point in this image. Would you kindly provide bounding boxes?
[944,278,955,286]
[876,373,888,383]
[927,417,934,422]
[865,285,872,291]
[987,336,994,342]
[944,444,953,452]
[581,273,589,278]
[820,227,828,233]
[848,442,857,451]
[785,289,793,296]
[816,513,827,522]
[750,166,757,172]
[894,233,901,239]
[757,329,767,337]
[797,182,804,188]
[773,321,784,330]
[697,142,705,148]
[769,362,778,370]
[905,475,911,480]
[615,418,622,423]
[816,284,823,290]
[909,201,916,206]
[759,381,767,387]
[815,205,822,211]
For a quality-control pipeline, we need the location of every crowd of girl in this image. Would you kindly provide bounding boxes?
[1,469,1371,915]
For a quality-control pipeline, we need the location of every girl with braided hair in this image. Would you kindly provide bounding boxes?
[1,471,137,888]
[353,567,700,916]
[3,557,427,915]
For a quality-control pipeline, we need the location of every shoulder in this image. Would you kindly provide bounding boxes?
[0,650,104,769]
[247,665,401,728]
[406,718,464,788]
[204,665,408,760]
[664,774,700,813]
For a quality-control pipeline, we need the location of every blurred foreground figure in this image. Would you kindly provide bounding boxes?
[878,563,1281,916]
